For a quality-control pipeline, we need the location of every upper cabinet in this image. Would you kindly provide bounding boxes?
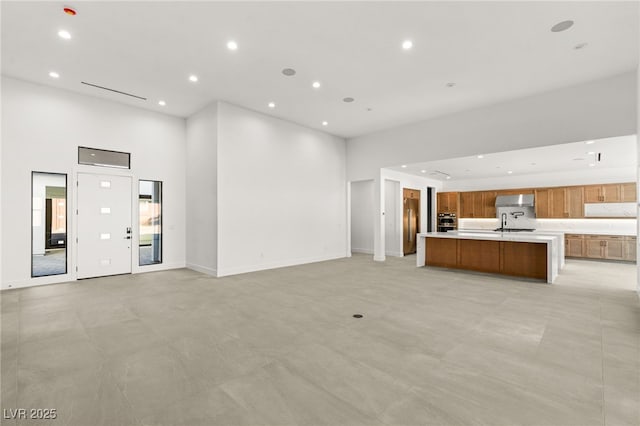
[565,186,584,218]
[459,191,497,218]
[437,192,458,214]
[584,183,636,203]
[458,182,633,219]
[620,183,637,202]
[482,191,498,219]
[534,189,551,218]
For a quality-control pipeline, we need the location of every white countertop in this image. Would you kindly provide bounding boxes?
[417,231,561,283]
[419,231,557,244]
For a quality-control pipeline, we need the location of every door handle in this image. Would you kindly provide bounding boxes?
[408,209,412,242]
[125,236,131,240]
[126,227,132,234]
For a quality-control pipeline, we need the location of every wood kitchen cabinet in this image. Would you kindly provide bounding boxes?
[460,192,482,218]
[482,191,497,218]
[550,187,566,218]
[625,237,637,261]
[565,186,584,218]
[566,234,636,261]
[582,235,633,261]
[583,183,635,203]
[457,182,635,218]
[620,183,637,202]
[534,189,551,218]
[437,192,458,214]
[460,191,496,218]
[534,186,583,218]
[565,234,584,257]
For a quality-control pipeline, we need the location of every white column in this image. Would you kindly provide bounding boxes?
[373,170,386,262]
[636,6,640,295]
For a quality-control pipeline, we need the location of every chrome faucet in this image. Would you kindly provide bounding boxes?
[501,212,507,230]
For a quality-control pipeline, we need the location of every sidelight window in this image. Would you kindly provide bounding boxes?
[31,172,67,277]
[139,180,162,266]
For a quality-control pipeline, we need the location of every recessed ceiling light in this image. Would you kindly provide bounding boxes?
[48,71,60,78]
[507,170,513,174]
[420,170,427,173]
[227,40,238,51]
[574,42,588,50]
[158,100,166,106]
[282,68,296,76]
[58,30,71,40]
[343,97,355,103]
[586,151,595,155]
[322,121,328,126]
[477,155,484,159]
[585,140,595,145]
[402,40,413,50]
[551,20,574,33]
[312,81,321,89]
[268,102,275,108]
[446,176,451,180]
[189,75,198,82]
[589,163,595,167]
[446,82,456,88]
[401,165,407,168]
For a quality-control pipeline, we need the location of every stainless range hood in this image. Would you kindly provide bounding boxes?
[495,194,535,207]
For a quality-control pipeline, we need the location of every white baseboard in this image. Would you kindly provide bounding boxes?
[2,274,74,290]
[385,251,404,257]
[134,261,186,274]
[351,248,374,255]
[216,252,346,277]
[186,263,218,277]
[1,262,188,290]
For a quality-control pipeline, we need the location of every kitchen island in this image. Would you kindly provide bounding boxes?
[417,231,560,283]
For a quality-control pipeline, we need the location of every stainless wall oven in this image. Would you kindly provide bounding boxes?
[437,213,456,232]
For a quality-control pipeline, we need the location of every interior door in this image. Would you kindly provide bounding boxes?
[403,188,420,255]
[77,173,132,279]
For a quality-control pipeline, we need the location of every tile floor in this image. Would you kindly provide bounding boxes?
[1,255,639,426]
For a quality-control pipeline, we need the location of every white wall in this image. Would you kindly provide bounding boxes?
[347,72,637,181]
[384,180,401,257]
[186,103,218,275]
[216,102,347,276]
[351,180,375,254]
[1,77,187,289]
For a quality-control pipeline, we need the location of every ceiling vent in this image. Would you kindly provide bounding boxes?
[81,82,147,100]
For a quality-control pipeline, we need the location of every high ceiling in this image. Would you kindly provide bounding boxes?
[2,1,638,138]
[388,134,637,181]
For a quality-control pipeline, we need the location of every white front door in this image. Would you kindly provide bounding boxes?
[77,173,132,279]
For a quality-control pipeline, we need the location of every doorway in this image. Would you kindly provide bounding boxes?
[403,188,420,255]
[77,173,132,279]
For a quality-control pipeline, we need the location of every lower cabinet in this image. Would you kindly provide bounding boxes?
[565,234,584,257]
[426,238,547,280]
[565,234,636,261]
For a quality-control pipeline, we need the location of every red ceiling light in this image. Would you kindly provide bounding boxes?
[63,7,77,16]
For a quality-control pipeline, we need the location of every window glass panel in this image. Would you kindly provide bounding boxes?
[139,180,162,265]
[78,146,130,169]
[32,172,67,277]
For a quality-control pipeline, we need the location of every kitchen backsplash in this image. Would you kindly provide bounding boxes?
[459,218,637,236]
